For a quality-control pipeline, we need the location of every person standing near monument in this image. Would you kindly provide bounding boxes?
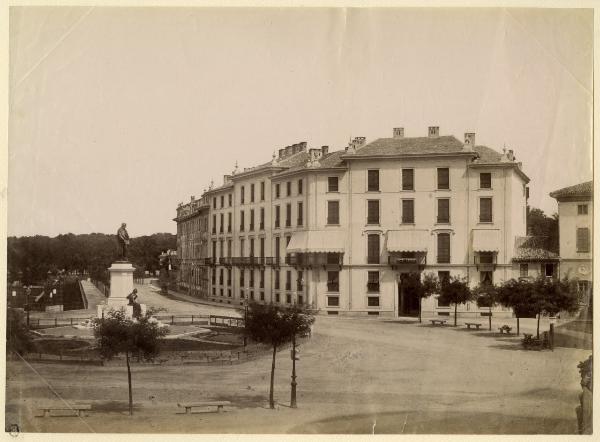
[117,223,130,260]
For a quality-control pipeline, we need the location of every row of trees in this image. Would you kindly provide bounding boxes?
[408,272,579,337]
[7,233,176,285]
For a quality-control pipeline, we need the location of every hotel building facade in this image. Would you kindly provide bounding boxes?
[174,127,531,317]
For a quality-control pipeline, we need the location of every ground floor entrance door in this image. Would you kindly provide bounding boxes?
[398,272,420,317]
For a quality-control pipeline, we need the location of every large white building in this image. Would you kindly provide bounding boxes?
[175,127,531,318]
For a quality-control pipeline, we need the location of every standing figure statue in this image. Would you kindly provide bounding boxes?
[126,288,141,319]
[117,223,130,261]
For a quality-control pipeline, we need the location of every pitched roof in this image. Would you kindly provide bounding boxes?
[349,135,467,156]
[472,145,503,163]
[549,181,593,199]
[513,236,559,262]
[273,149,346,176]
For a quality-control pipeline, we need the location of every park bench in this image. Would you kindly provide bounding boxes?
[498,325,513,334]
[177,401,231,414]
[38,404,91,418]
[430,319,447,326]
[464,322,482,330]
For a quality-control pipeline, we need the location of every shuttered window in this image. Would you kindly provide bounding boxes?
[367,271,380,292]
[367,234,380,264]
[240,186,245,204]
[367,200,380,224]
[437,199,450,223]
[240,210,245,231]
[402,169,414,190]
[328,177,339,192]
[275,237,280,259]
[368,170,380,191]
[298,179,303,195]
[297,202,303,226]
[260,181,265,201]
[285,203,292,227]
[327,201,340,224]
[402,199,414,224]
[275,271,280,289]
[480,198,492,223]
[286,181,291,196]
[437,168,449,189]
[260,238,264,257]
[437,233,450,263]
[480,173,491,189]
[577,228,590,252]
[275,206,280,228]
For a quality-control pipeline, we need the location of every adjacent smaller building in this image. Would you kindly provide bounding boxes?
[550,181,593,307]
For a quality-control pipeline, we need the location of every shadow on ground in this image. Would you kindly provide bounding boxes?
[288,410,577,434]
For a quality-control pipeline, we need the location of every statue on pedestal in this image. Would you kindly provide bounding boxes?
[126,288,142,319]
[117,223,130,261]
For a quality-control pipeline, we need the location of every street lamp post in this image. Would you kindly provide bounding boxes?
[290,333,298,408]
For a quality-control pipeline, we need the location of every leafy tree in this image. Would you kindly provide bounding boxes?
[437,276,473,326]
[404,272,439,323]
[496,278,536,336]
[93,309,169,415]
[244,303,315,409]
[474,282,500,331]
[527,207,559,253]
[7,309,34,356]
[530,276,579,338]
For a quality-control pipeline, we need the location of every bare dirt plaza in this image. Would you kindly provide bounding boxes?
[5,283,588,434]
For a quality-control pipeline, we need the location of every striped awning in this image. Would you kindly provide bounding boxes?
[472,229,501,252]
[386,230,429,253]
[286,230,345,253]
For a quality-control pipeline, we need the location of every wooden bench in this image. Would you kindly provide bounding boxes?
[464,322,482,330]
[430,319,447,326]
[38,404,91,418]
[498,326,513,334]
[177,401,231,414]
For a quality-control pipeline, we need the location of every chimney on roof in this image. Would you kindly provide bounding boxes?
[223,175,232,185]
[191,195,195,201]
[508,149,515,161]
[393,127,404,139]
[353,136,366,148]
[279,148,285,159]
[285,145,292,156]
[464,133,475,151]
[299,141,307,151]
[321,146,329,155]
[428,126,439,137]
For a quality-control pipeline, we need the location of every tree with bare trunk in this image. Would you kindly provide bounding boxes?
[437,276,473,327]
[243,302,314,409]
[93,309,168,415]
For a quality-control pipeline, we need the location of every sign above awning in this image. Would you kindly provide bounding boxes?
[472,229,501,252]
[286,230,345,253]
[386,230,429,253]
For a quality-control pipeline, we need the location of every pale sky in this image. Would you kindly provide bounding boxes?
[8,7,593,237]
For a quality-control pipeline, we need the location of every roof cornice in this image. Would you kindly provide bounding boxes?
[340,151,478,161]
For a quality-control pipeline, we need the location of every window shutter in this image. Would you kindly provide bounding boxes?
[480,198,492,222]
[480,173,491,189]
[367,234,380,263]
[402,169,414,190]
[437,199,450,223]
[368,170,380,191]
[438,168,449,189]
[402,200,414,223]
[328,177,338,192]
[577,228,590,252]
[437,233,450,263]
[367,200,379,224]
[328,201,339,224]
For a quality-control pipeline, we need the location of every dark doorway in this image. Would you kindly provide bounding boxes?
[398,273,420,317]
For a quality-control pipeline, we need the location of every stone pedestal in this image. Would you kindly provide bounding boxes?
[96,261,146,319]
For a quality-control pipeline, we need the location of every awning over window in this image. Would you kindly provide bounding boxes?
[286,230,345,253]
[386,230,429,253]
[472,229,501,252]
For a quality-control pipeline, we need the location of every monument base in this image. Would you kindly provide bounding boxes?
[97,303,147,319]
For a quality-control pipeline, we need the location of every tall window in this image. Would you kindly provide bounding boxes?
[249,238,255,257]
[219,269,224,285]
[402,199,415,224]
[227,212,232,233]
[328,177,339,192]
[228,193,232,207]
[577,228,590,252]
[545,263,555,277]
[578,204,588,215]
[240,239,245,257]
[297,202,303,226]
[285,203,292,227]
[480,173,492,189]
[275,270,280,290]
[260,207,265,230]
[260,181,265,201]
[249,269,255,287]
[437,233,450,263]
[437,198,450,223]
[285,271,291,290]
[367,271,379,292]
[219,213,224,233]
[367,234,380,264]
[327,271,339,292]
[327,201,339,225]
[260,269,265,288]
[298,179,303,195]
[212,241,217,259]
[227,268,231,285]
[212,215,216,234]
[367,170,380,191]
[275,237,280,260]
[480,271,493,285]
[260,237,265,257]
[240,186,245,204]
[250,209,255,231]
[219,240,224,258]
[479,198,493,223]
[240,210,245,231]
[213,197,217,209]
[275,184,280,199]
[297,270,304,291]
[275,206,280,228]
[220,195,224,208]
[286,181,291,197]
[437,271,450,306]
[249,183,255,203]
[227,240,232,258]
[402,169,414,191]
[240,269,245,287]
[367,200,380,224]
[437,168,450,190]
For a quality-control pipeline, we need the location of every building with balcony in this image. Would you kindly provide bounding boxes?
[175,126,531,317]
[174,195,210,296]
[550,181,593,307]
